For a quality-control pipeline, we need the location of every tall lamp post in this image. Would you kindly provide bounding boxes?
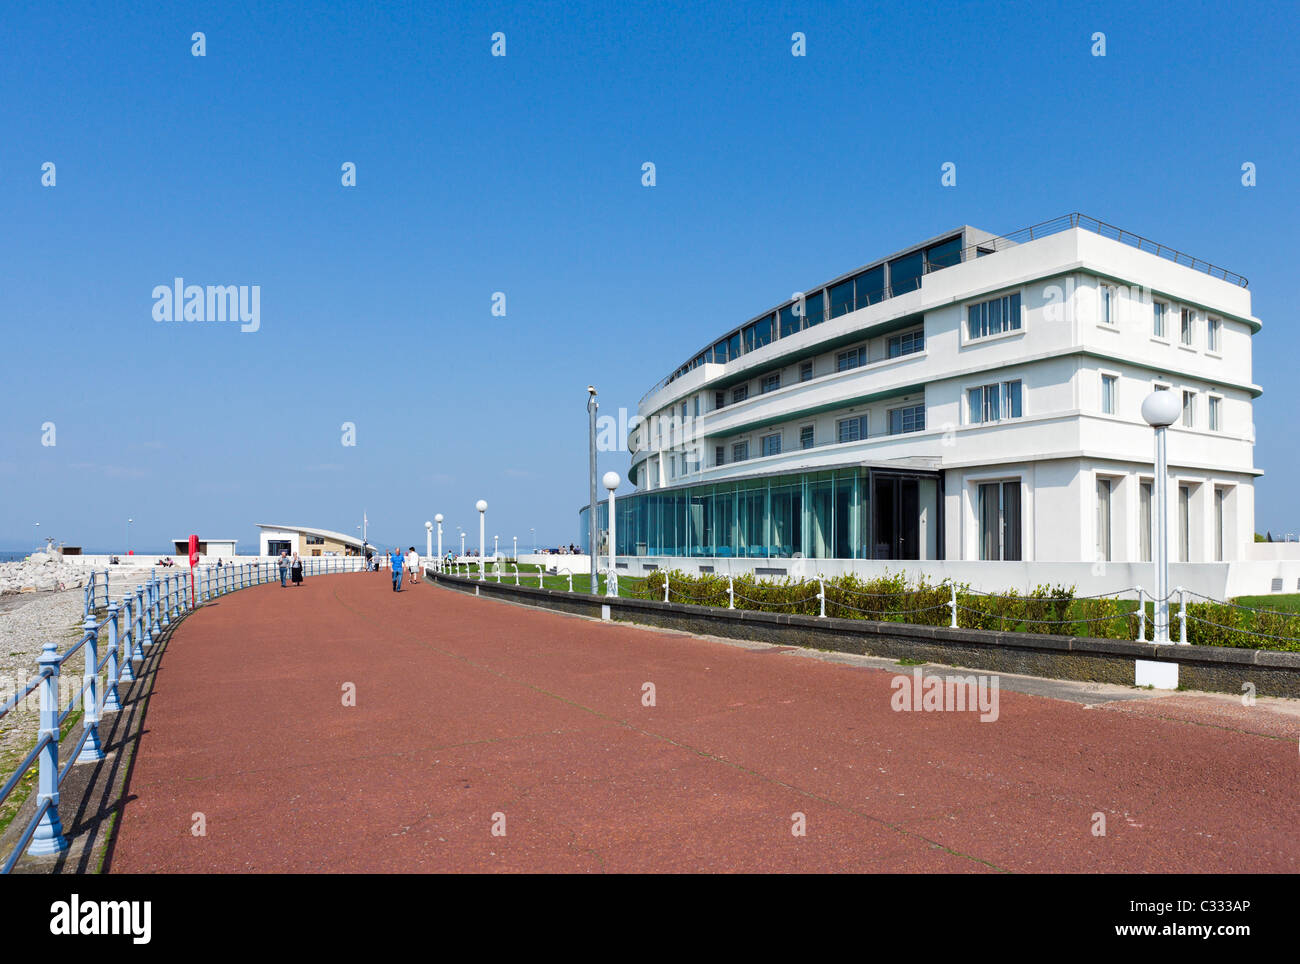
[1142,390,1182,644]
[127,518,133,555]
[603,472,620,597]
[512,535,517,561]
[435,514,444,560]
[425,521,433,565]
[494,534,499,558]
[530,527,535,552]
[476,500,487,580]
[587,386,598,594]
[459,529,466,557]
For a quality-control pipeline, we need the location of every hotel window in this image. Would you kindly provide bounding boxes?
[967,292,1022,339]
[779,302,802,338]
[760,433,782,457]
[836,415,868,443]
[829,278,855,319]
[711,339,729,363]
[1214,487,1227,561]
[1178,484,1191,562]
[714,390,725,410]
[967,380,1023,424]
[836,346,867,372]
[978,481,1022,561]
[743,315,773,352]
[799,424,815,449]
[1181,308,1195,346]
[680,401,688,420]
[926,237,963,270]
[1208,317,1222,352]
[693,396,700,417]
[889,251,924,295]
[1096,477,1113,562]
[714,445,725,466]
[1100,285,1116,326]
[760,372,781,394]
[1152,301,1167,338]
[1139,481,1153,562]
[1101,374,1117,415]
[804,291,825,328]
[854,265,886,309]
[1208,395,1222,431]
[888,404,925,435]
[732,384,749,405]
[731,441,749,462]
[1182,390,1195,427]
[799,361,813,382]
[305,535,325,545]
[887,329,925,358]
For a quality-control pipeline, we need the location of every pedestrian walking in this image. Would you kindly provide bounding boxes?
[406,546,419,583]
[291,552,304,587]
[390,547,404,592]
[278,550,290,588]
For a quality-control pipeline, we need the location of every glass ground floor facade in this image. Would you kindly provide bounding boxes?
[581,466,942,560]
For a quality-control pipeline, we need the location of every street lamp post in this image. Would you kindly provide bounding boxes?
[512,535,517,561]
[425,521,433,565]
[1142,390,1182,644]
[127,518,133,555]
[460,530,466,557]
[530,527,535,552]
[494,534,499,558]
[587,386,598,594]
[476,500,487,581]
[435,514,444,560]
[603,472,620,597]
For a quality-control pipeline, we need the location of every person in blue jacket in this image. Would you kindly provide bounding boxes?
[390,546,404,592]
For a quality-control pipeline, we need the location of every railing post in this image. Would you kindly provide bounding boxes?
[514,564,520,586]
[27,644,68,856]
[103,602,122,712]
[1178,587,1188,645]
[146,574,158,639]
[567,570,573,593]
[119,596,136,683]
[170,574,180,619]
[818,578,826,618]
[1136,587,1147,643]
[727,574,734,610]
[663,572,669,604]
[160,575,171,627]
[949,582,958,629]
[135,585,148,653]
[77,615,105,762]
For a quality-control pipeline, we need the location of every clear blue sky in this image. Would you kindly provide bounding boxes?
[2,0,1297,551]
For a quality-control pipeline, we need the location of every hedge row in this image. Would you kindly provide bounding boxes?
[633,570,1300,651]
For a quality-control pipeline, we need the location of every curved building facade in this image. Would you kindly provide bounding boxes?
[583,214,1261,580]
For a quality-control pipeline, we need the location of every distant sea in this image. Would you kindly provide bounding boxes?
[0,549,175,562]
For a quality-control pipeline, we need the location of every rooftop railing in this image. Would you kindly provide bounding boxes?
[640,212,1249,405]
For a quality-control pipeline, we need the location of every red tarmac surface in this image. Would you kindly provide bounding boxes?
[109,573,1299,873]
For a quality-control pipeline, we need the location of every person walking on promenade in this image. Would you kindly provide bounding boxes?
[291,552,304,587]
[390,547,404,592]
[406,546,419,584]
[278,550,290,588]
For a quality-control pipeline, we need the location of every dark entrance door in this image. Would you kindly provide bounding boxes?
[872,476,921,560]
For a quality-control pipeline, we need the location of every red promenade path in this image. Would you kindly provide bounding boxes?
[109,573,1299,873]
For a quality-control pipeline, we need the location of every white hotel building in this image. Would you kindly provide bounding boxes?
[583,215,1290,596]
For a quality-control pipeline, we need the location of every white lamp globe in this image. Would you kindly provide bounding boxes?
[435,513,443,523]
[1141,390,1182,428]
[424,520,432,530]
[476,500,487,513]
[602,471,620,491]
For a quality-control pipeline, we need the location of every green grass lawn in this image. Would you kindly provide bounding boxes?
[1231,593,1300,613]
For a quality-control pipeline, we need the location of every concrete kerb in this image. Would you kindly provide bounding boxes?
[428,569,1300,699]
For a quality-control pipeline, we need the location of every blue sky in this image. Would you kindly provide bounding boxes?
[2,0,1297,551]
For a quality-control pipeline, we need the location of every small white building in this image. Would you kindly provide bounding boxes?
[256,524,367,558]
[171,538,238,557]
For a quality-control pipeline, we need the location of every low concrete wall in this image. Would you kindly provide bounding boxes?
[431,570,1300,699]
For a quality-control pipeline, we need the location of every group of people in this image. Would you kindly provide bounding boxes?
[277,551,304,587]
[362,546,421,591]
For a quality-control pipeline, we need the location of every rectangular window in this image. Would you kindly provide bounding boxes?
[1139,481,1153,562]
[731,441,749,463]
[978,481,1022,561]
[1153,301,1167,338]
[727,331,741,360]
[693,396,700,417]
[1182,390,1195,428]
[836,415,868,443]
[829,278,855,319]
[888,404,925,434]
[760,372,780,394]
[1178,484,1191,562]
[1208,395,1221,431]
[1208,317,1222,352]
[714,390,725,410]
[1181,308,1194,346]
[1101,374,1117,415]
[889,251,924,295]
[926,237,962,270]
[854,265,886,309]
[966,292,1022,339]
[1214,487,1227,561]
[732,384,749,405]
[760,433,782,457]
[799,361,813,382]
[887,329,925,358]
[804,291,824,328]
[714,445,725,466]
[968,380,1022,423]
[799,424,815,449]
[836,346,866,372]
[779,302,802,337]
[1096,477,1112,562]
[1100,285,1115,325]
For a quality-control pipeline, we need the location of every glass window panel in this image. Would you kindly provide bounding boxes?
[854,266,885,309]
[804,291,824,328]
[889,251,924,295]
[968,387,983,423]
[1003,483,1022,561]
[926,237,962,270]
[779,303,801,337]
[1005,381,1021,418]
[754,314,773,348]
[800,425,815,449]
[829,279,854,318]
[727,332,741,359]
[799,361,813,382]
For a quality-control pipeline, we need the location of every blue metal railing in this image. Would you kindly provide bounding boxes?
[1,556,365,871]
